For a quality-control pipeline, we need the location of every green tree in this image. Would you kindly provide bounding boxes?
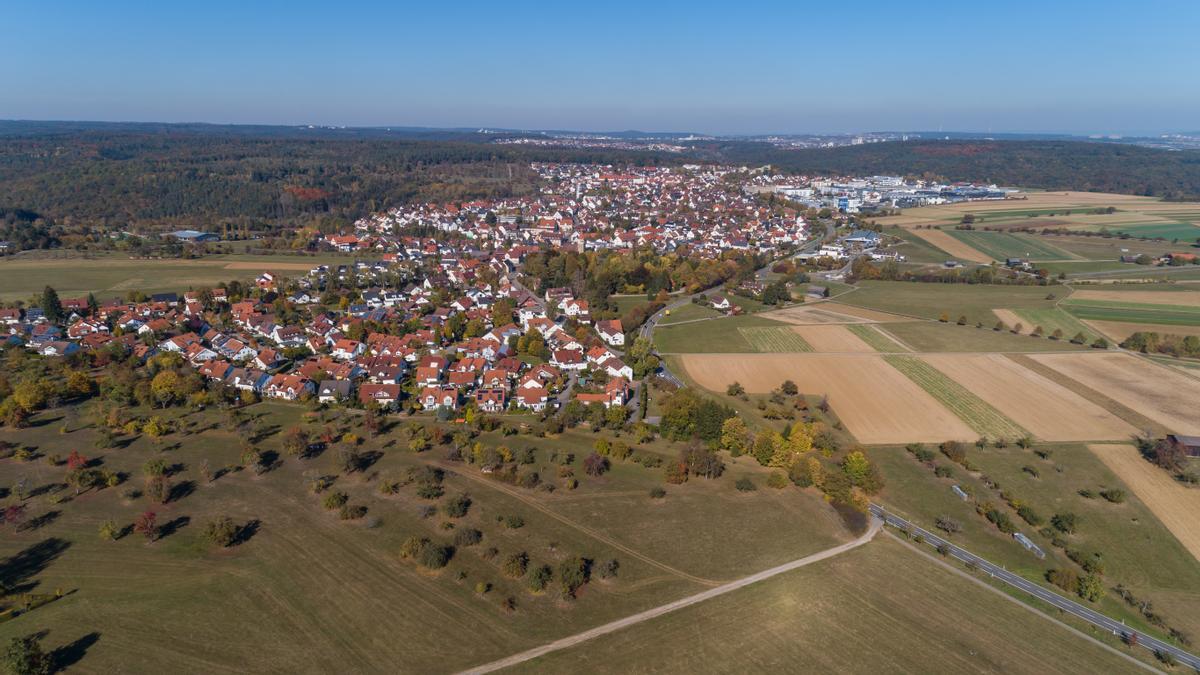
[40,286,63,324]
[2,634,51,675]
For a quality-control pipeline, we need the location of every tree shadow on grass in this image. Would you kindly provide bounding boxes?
[19,511,62,532]
[51,631,100,673]
[166,480,196,504]
[0,538,71,594]
[233,519,261,546]
[157,516,190,540]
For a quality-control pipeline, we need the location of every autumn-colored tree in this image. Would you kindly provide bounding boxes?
[719,417,749,456]
[135,511,158,541]
[66,450,88,471]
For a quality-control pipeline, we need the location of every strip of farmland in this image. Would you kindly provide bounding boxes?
[884,355,1028,440]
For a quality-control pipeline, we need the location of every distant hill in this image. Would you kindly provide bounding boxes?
[708,140,1200,200]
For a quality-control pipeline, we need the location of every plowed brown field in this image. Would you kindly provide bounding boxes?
[789,325,875,353]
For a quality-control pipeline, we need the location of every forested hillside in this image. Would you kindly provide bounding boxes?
[711,140,1200,200]
[0,125,680,235]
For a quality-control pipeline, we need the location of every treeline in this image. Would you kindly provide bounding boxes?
[705,140,1200,200]
[0,126,685,236]
[1120,331,1200,359]
[0,207,60,250]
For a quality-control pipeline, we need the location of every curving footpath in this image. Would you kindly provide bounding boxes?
[870,504,1200,671]
[457,517,882,674]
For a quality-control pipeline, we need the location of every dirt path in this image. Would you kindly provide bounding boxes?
[457,518,882,674]
[439,461,723,587]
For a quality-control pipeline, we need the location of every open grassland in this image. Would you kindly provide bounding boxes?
[880,321,1086,353]
[884,356,1027,440]
[653,315,784,353]
[737,326,814,353]
[655,303,719,325]
[919,354,1137,442]
[868,444,1200,642]
[787,324,874,352]
[1061,298,1200,326]
[1039,235,1181,259]
[680,354,975,443]
[996,307,1099,341]
[946,230,1078,261]
[521,537,1145,675]
[1031,352,1200,434]
[845,323,910,352]
[0,253,356,302]
[1087,444,1200,562]
[0,400,854,672]
[1078,222,1200,241]
[909,229,992,263]
[838,280,1069,325]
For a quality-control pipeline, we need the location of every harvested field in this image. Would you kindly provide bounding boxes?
[920,354,1137,441]
[738,326,813,352]
[1087,444,1200,561]
[993,308,1097,341]
[821,302,911,322]
[944,231,1078,261]
[845,324,910,352]
[1031,353,1200,434]
[789,325,875,353]
[760,305,870,325]
[223,261,318,270]
[909,229,992,263]
[991,308,1025,331]
[1084,320,1200,343]
[679,354,975,443]
[1071,290,1200,306]
[884,356,1027,440]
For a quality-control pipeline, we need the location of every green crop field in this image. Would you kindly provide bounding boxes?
[946,231,1077,261]
[838,281,1068,325]
[523,537,1145,675]
[0,252,358,302]
[1061,299,1200,326]
[1009,308,1099,342]
[1081,222,1200,241]
[867,443,1200,644]
[1038,235,1178,260]
[737,326,813,352]
[884,355,1028,439]
[657,303,720,325]
[654,315,787,353]
[845,323,907,352]
[887,228,954,263]
[880,321,1086,353]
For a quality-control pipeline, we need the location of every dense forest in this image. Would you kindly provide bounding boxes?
[712,140,1200,200]
[0,124,682,236]
[4,122,1200,248]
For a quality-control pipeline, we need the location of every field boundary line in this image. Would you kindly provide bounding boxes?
[881,530,1158,674]
[434,461,723,588]
[457,518,882,675]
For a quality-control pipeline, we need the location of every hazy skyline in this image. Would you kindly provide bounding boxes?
[5,0,1199,135]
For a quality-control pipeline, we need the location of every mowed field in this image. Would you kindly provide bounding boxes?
[908,229,992,263]
[992,308,1099,341]
[920,354,1138,441]
[945,230,1078,261]
[0,254,351,301]
[1086,444,1200,562]
[1071,289,1200,306]
[1031,352,1200,434]
[680,354,976,443]
[522,537,1145,675]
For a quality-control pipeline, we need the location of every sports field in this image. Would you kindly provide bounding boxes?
[1031,352,1200,434]
[679,353,976,443]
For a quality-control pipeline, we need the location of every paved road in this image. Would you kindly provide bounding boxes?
[640,219,837,388]
[870,504,1200,670]
[458,517,882,674]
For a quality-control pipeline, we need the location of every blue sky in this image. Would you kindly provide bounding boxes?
[3,0,1198,135]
